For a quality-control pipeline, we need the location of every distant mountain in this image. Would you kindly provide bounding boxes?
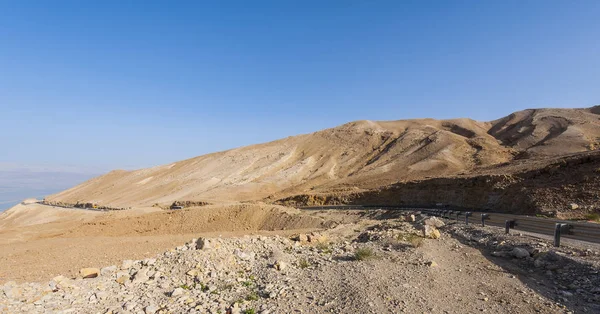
[46,106,600,208]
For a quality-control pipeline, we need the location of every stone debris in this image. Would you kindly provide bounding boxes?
[79,268,100,279]
[424,217,445,228]
[1,213,598,314]
[423,225,441,239]
[100,265,118,276]
[511,247,530,259]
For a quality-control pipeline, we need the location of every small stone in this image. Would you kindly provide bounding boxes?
[569,203,579,210]
[406,214,416,222]
[292,234,309,242]
[186,269,201,277]
[143,258,156,266]
[274,261,288,271]
[3,286,23,299]
[235,250,254,261]
[115,271,130,285]
[95,291,109,300]
[491,251,509,258]
[80,268,100,279]
[511,248,530,259]
[100,265,118,276]
[307,232,328,243]
[133,268,150,284]
[534,259,545,268]
[121,260,134,270]
[560,291,573,297]
[426,261,438,267]
[171,288,185,297]
[195,238,210,250]
[123,301,137,311]
[145,304,159,314]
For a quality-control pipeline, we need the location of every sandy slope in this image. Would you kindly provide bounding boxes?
[0,203,101,230]
[0,203,328,283]
[44,106,600,209]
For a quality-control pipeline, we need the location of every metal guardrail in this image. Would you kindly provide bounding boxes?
[300,205,600,247]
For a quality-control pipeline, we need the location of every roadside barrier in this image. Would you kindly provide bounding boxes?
[300,205,600,247]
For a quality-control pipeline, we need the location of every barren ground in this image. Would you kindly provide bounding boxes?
[1,204,599,313]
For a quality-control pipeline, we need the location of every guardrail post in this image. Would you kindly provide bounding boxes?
[481,214,490,227]
[505,220,515,234]
[465,212,472,225]
[456,212,461,221]
[554,223,571,247]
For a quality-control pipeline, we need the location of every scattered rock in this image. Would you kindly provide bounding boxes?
[142,258,156,266]
[195,238,210,250]
[171,288,185,297]
[423,225,441,239]
[511,248,530,259]
[115,271,130,285]
[132,268,150,284]
[100,265,118,276]
[424,217,445,228]
[307,232,327,243]
[426,261,438,267]
[273,261,288,271]
[491,251,510,258]
[569,203,579,210]
[80,268,100,279]
[291,234,309,242]
[121,260,134,270]
[145,304,160,314]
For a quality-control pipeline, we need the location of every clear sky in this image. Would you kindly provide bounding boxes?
[1,1,599,171]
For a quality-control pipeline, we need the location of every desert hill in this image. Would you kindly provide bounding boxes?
[45,106,600,208]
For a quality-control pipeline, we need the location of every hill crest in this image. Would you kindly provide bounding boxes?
[46,106,600,207]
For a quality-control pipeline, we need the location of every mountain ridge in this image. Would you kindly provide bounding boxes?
[45,106,600,208]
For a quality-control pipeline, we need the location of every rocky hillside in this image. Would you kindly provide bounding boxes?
[46,106,600,208]
[277,151,600,218]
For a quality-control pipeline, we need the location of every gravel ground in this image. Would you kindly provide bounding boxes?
[3,212,599,314]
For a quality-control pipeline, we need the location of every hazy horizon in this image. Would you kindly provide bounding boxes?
[0,168,99,212]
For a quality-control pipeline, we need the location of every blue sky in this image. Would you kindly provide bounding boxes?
[1,1,599,171]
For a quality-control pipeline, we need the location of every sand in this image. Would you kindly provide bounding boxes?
[0,203,327,283]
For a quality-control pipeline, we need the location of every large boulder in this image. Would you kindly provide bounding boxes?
[423,225,441,239]
[424,217,445,228]
[511,247,530,259]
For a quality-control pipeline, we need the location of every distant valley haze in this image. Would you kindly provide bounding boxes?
[0,163,101,211]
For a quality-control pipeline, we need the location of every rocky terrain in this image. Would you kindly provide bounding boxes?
[45,106,600,219]
[4,106,600,313]
[2,210,599,314]
[277,151,600,219]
